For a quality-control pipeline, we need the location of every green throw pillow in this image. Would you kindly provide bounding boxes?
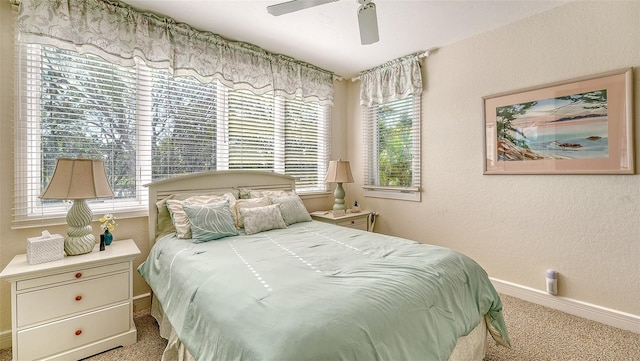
[183,201,238,243]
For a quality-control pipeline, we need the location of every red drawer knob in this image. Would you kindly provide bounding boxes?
[75,273,82,279]
[75,329,82,336]
[75,295,82,301]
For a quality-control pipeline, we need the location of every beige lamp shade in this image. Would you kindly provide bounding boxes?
[39,158,114,256]
[324,159,354,184]
[40,158,114,200]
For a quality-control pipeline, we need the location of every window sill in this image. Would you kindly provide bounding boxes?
[299,191,331,200]
[363,187,421,202]
[12,208,148,230]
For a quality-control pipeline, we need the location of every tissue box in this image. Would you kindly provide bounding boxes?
[27,232,64,265]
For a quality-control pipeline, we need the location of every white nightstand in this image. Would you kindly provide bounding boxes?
[311,210,374,231]
[0,239,140,361]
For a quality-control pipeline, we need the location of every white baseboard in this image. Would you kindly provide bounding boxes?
[0,330,10,351]
[490,277,640,334]
[133,292,152,313]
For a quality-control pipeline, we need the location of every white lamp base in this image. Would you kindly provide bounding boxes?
[64,199,96,256]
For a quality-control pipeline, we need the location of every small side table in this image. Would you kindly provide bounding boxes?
[0,239,140,361]
[310,210,374,232]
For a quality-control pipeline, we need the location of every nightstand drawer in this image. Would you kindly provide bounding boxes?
[17,271,129,327]
[16,261,129,291]
[336,218,368,231]
[17,302,131,361]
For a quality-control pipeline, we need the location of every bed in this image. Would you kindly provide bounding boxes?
[138,170,510,361]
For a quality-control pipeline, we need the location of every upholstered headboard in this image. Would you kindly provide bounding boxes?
[145,170,296,246]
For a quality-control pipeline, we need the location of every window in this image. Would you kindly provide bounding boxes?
[149,69,219,179]
[14,44,330,227]
[362,94,421,201]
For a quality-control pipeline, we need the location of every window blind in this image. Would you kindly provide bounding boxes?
[362,94,421,201]
[225,89,331,192]
[228,90,276,170]
[149,68,218,180]
[284,98,330,191]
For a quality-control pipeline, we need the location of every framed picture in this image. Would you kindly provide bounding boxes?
[483,68,633,174]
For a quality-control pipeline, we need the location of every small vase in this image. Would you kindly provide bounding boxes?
[103,229,113,246]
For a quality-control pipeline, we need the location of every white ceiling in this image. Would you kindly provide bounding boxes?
[121,0,569,78]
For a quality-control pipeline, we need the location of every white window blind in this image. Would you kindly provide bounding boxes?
[228,90,276,170]
[363,94,421,201]
[225,89,330,191]
[284,98,330,191]
[15,44,330,227]
[149,68,218,180]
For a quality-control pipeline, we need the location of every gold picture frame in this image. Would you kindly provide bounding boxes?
[483,68,633,174]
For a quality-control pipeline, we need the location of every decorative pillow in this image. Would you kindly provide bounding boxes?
[183,201,238,243]
[155,193,196,237]
[166,193,236,238]
[239,204,287,235]
[238,188,251,199]
[222,189,241,200]
[234,197,271,228]
[248,189,293,199]
[270,195,312,225]
[155,196,176,238]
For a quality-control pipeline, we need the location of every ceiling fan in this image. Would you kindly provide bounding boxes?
[267,0,380,45]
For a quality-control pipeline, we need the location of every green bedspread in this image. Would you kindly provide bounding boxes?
[138,221,510,361]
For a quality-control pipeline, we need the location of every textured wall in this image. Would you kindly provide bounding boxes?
[345,0,639,315]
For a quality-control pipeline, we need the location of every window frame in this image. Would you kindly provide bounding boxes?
[14,44,330,228]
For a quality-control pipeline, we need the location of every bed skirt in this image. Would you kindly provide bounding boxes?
[150,294,488,361]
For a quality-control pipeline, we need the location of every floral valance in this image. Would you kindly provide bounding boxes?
[16,0,334,105]
[359,53,423,106]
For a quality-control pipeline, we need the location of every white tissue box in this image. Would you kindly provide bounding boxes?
[27,231,64,265]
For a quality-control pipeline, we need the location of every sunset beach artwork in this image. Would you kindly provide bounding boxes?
[496,89,608,161]
[483,68,632,174]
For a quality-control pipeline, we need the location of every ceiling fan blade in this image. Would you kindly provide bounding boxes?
[357,1,379,45]
[268,0,339,16]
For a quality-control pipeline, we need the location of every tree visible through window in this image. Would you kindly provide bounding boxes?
[363,94,421,201]
[37,46,138,199]
[150,70,218,179]
[376,97,415,187]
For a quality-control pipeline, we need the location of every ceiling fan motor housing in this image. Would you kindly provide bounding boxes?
[358,1,379,44]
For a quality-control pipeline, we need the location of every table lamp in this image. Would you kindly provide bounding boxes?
[39,158,114,256]
[325,159,354,213]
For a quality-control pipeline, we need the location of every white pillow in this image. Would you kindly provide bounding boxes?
[234,197,270,228]
[270,194,311,225]
[239,204,287,235]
